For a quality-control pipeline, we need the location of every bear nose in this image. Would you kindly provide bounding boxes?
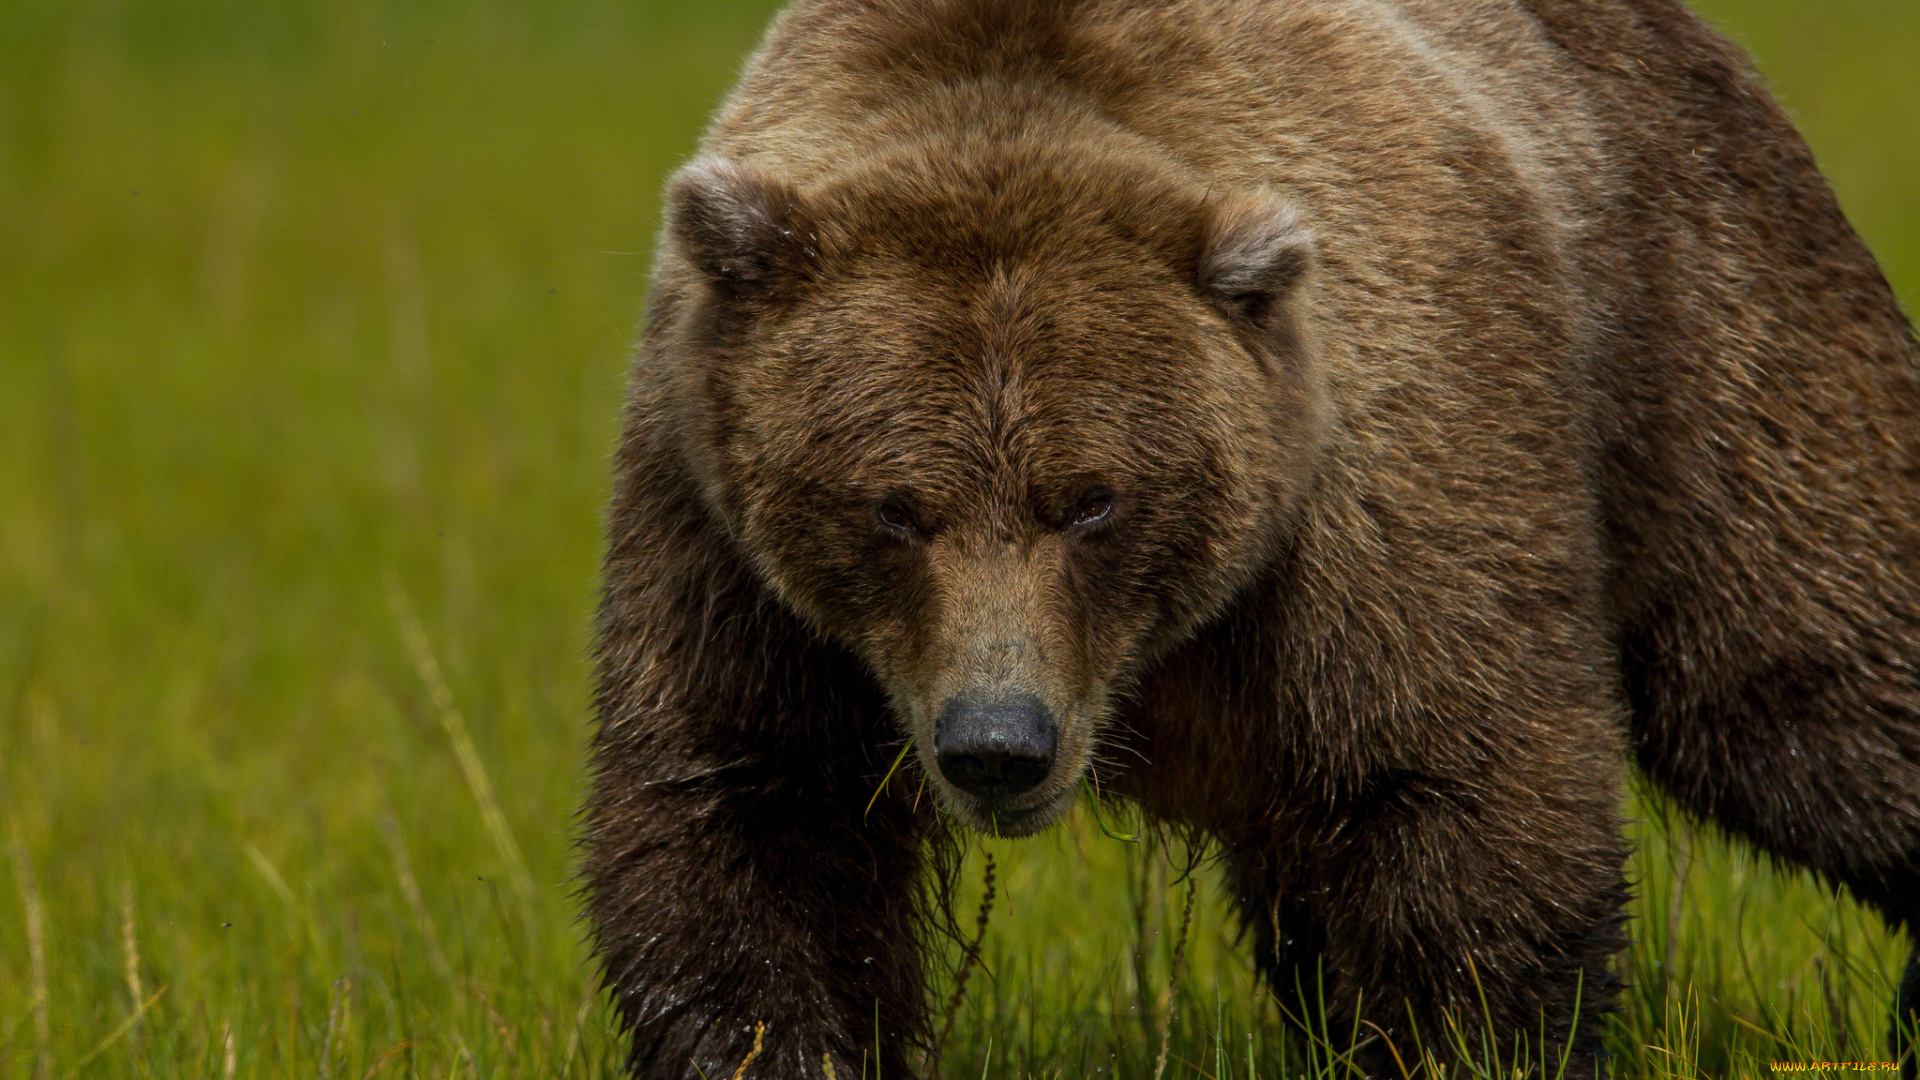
[933,694,1058,801]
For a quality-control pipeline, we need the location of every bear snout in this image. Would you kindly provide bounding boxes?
[932,693,1059,803]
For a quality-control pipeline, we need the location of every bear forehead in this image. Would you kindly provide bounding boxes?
[757,148,1235,390]
[761,254,1228,437]
[802,137,1211,272]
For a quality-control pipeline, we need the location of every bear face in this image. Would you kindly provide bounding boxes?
[658,145,1322,833]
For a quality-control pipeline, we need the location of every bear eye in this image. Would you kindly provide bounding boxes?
[876,498,921,536]
[1069,488,1113,529]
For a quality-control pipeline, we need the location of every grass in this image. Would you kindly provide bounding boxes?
[1,0,1915,1076]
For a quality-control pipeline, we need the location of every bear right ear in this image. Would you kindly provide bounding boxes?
[667,156,819,300]
[1197,192,1314,332]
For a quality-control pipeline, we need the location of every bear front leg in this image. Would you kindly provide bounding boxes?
[1292,766,1628,1080]
[587,527,935,1079]
[1223,843,1331,1036]
[584,741,931,1079]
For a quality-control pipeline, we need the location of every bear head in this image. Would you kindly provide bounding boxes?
[654,142,1323,835]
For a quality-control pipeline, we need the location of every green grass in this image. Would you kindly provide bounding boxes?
[1,0,1915,1076]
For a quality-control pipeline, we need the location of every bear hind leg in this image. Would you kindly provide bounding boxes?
[1623,614,1920,1071]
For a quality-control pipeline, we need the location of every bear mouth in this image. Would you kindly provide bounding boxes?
[945,782,1079,838]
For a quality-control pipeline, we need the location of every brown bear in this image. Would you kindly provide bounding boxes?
[582,0,1920,1076]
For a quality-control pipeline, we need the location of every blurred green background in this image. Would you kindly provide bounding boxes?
[1,1,1915,1077]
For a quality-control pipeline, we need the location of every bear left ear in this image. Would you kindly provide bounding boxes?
[1198,192,1314,330]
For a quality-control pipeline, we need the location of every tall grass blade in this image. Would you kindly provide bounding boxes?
[387,574,536,904]
[10,838,51,1080]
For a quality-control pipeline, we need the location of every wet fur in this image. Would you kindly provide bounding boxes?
[584,1,1920,1076]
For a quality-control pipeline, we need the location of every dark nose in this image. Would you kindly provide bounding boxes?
[934,694,1058,801]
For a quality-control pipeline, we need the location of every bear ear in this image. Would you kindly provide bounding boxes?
[667,156,819,300]
[1197,192,1314,330]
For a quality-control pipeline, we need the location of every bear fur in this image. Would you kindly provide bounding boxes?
[583,0,1920,1076]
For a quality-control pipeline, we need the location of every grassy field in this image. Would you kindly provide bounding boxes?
[1,0,1915,1077]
